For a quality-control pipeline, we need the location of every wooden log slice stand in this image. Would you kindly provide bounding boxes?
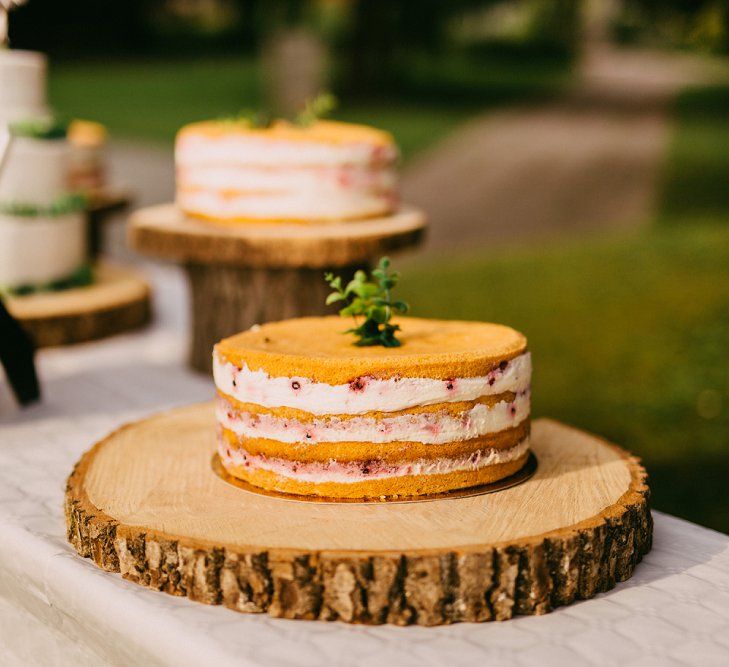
[66,404,652,626]
[128,204,426,373]
[5,262,150,348]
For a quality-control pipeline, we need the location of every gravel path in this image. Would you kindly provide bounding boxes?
[402,44,710,251]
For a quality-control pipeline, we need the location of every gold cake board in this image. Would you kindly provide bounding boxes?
[65,403,652,626]
[6,262,150,348]
[128,203,427,373]
[211,451,539,504]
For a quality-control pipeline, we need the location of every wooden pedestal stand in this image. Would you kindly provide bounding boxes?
[5,262,150,348]
[66,404,652,626]
[86,189,133,259]
[129,204,426,372]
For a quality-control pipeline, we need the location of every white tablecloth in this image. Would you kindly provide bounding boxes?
[1,264,728,666]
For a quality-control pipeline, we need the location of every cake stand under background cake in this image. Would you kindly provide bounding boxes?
[86,188,133,259]
[6,262,150,348]
[129,204,426,372]
[65,403,651,626]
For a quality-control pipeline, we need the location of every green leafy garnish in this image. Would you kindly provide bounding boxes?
[217,91,337,130]
[0,263,94,298]
[9,117,69,140]
[0,193,87,217]
[220,110,273,129]
[325,256,409,347]
[295,92,338,127]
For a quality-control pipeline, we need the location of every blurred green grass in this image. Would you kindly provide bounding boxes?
[402,84,729,532]
[659,85,729,226]
[49,58,264,145]
[49,54,567,160]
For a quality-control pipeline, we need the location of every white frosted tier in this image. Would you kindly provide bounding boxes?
[219,437,531,484]
[0,137,71,205]
[0,213,86,287]
[217,391,531,445]
[0,50,48,124]
[214,352,532,415]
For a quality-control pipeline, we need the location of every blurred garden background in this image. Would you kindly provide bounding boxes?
[9,0,729,531]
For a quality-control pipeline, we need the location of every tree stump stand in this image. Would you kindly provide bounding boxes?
[65,405,652,626]
[128,204,426,372]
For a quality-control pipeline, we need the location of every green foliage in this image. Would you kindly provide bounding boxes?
[0,263,94,298]
[0,193,87,217]
[295,92,338,126]
[219,109,273,129]
[220,92,337,130]
[9,117,69,140]
[325,257,409,347]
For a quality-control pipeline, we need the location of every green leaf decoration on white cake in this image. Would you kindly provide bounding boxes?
[9,117,69,140]
[0,193,87,217]
[0,262,94,298]
[325,256,409,348]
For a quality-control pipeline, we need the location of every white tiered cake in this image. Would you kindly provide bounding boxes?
[0,49,48,124]
[0,49,87,293]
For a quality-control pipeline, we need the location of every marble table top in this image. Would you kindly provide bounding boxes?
[1,264,728,666]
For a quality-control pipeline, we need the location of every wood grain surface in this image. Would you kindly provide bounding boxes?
[6,263,150,348]
[186,263,365,372]
[128,204,427,268]
[66,404,652,625]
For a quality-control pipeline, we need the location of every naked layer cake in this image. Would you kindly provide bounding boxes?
[175,119,398,224]
[213,316,531,499]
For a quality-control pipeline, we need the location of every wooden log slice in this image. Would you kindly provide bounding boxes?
[65,404,652,625]
[128,204,427,268]
[6,262,150,348]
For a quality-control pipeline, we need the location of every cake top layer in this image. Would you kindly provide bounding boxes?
[215,316,527,382]
[178,119,394,148]
[0,49,48,122]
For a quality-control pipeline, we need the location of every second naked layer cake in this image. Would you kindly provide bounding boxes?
[176,119,399,224]
[213,316,531,499]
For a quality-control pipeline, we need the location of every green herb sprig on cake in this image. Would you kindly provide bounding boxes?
[325,257,409,347]
[221,92,337,129]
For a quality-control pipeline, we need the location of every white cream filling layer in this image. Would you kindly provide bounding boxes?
[217,391,530,445]
[178,164,397,193]
[176,134,398,168]
[218,436,530,484]
[178,188,394,220]
[213,351,531,416]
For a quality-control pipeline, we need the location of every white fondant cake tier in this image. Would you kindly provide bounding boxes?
[0,137,71,205]
[0,50,49,124]
[0,213,86,287]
